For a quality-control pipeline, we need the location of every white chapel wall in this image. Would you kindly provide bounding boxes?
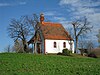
[45,39,74,53]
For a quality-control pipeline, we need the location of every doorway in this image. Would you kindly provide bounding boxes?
[37,43,41,53]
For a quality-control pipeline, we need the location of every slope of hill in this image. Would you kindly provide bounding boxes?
[0,53,100,75]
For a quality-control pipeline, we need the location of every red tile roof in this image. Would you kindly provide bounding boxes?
[28,22,73,44]
[40,22,72,40]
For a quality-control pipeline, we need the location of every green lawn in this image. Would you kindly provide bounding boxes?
[0,53,100,75]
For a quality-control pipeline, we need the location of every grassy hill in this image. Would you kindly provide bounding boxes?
[0,53,100,75]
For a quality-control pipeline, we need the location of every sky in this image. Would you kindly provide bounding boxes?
[0,0,100,52]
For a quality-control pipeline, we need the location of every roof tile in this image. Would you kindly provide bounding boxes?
[40,22,72,40]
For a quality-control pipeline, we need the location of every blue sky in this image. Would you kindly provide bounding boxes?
[0,0,100,52]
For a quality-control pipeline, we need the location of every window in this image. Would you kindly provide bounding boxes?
[54,42,57,48]
[63,42,66,48]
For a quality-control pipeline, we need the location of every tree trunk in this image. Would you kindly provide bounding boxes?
[76,36,78,53]
[73,24,77,53]
[22,39,28,53]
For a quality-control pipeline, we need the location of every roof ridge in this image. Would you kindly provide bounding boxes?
[42,22,61,24]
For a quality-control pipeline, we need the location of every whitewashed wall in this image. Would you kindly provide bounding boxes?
[45,39,74,53]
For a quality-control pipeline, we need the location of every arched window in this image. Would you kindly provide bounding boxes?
[63,42,66,48]
[54,42,57,48]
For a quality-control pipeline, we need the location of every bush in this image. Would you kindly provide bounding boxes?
[88,52,97,58]
[57,52,62,55]
[92,48,100,57]
[62,48,71,56]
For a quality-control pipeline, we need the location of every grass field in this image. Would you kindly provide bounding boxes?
[0,53,100,75]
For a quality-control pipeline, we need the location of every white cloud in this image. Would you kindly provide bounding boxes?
[59,0,100,46]
[59,0,100,7]
[0,3,11,7]
[88,13,100,23]
[59,0,100,26]
[59,0,79,5]
[0,1,26,7]
[87,13,100,32]
[80,0,100,7]
[77,7,95,15]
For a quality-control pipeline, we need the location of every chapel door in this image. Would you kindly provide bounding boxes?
[37,43,41,53]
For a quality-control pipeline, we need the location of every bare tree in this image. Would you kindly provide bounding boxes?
[13,40,24,53]
[72,17,93,53]
[66,28,75,53]
[4,45,11,52]
[7,16,34,53]
[78,36,87,55]
[79,36,94,55]
[86,40,94,53]
[96,29,100,47]
[26,14,39,32]
[67,28,74,39]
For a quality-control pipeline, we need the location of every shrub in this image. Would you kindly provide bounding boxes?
[62,48,71,56]
[88,52,97,58]
[92,48,100,57]
[57,52,62,55]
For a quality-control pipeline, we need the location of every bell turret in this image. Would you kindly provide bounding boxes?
[40,13,44,24]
